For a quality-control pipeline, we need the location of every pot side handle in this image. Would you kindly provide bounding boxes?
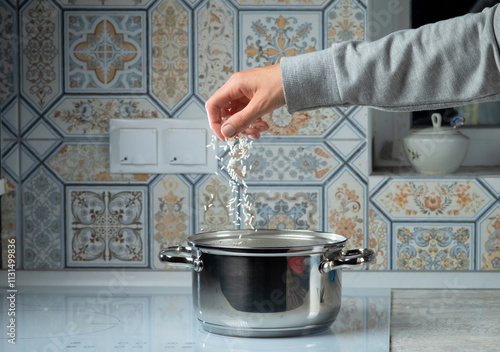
[319,248,375,273]
[158,246,203,272]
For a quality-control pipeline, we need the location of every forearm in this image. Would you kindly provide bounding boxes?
[281,4,500,112]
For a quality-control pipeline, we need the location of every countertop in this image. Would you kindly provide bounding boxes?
[390,289,500,352]
[1,271,499,351]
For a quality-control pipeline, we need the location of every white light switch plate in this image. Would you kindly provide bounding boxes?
[109,119,217,174]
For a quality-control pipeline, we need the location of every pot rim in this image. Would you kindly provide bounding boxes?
[187,229,347,255]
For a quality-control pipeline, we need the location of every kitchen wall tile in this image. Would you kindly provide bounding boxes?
[261,107,343,138]
[229,142,341,184]
[23,120,61,159]
[48,143,152,183]
[326,0,366,45]
[1,175,17,269]
[22,167,64,269]
[326,120,365,160]
[56,0,156,8]
[478,177,500,199]
[152,175,191,269]
[325,167,366,249]
[20,145,39,181]
[19,99,39,136]
[348,143,368,180]
[477,203,500,270]
[240,11,322,69]
[0,0,15,109]
[195,173,235,233]
[174,98,206,119]
[195,0,235,101]
[2,143,19,180]
[65,11,146,93]
[372,179,494,221]
[346,106,368,136]
[66,185,148,267]
[394,223,474,271]
[150,0,191,112]
[1,126,16,160]
[368,203,389,270]
[236,0,328,6]
[46,96,164,137]
[248,186,323,230]
[21,0,62,112]
[2,99,18,134]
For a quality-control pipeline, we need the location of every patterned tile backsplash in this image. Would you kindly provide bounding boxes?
[1,0,499,272]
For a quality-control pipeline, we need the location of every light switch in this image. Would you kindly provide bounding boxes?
[109,118,217,174]
[165,128,207,165]
[118,128,157,165]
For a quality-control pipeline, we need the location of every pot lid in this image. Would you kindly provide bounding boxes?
[187,229,347,253]
[409,113,465,136]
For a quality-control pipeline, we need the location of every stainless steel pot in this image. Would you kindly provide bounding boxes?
[159,229,374,337]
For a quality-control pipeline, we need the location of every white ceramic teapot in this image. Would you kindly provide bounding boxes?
[402,113,469,174]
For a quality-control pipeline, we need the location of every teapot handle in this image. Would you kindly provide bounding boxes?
[431,113,442,128]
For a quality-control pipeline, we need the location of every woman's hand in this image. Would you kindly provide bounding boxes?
[205,64,286,141]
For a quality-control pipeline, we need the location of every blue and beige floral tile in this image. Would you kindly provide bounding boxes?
[55,0,156,8]
[393,223,473,271]
[195,0,235,101]
[0,0,16,110]
[65,11,146,93]
[151,175,191,269]
[195,173,236,233]
[325,167,366,249]
[371,179,494,221]
[45,96,165,137]
[229,142,341,184]
[248,186,323,231]
[326,0,366,45]
[150,0,191,112]
[477,204,500,270]
[21,0,62,112]
[22,167,64,269]
[0,174,17,268]
[66,185,148,267]
[368,203,389,270]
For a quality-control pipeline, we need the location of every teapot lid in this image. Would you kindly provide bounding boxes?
[411,113,465,136]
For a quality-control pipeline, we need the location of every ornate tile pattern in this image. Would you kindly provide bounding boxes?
[152,175,191,269]
[66,186,147,266]
[196,0,235,100]
[262,107,342,137]
[368,204,389,270]
[48,144,151,183]
[477,204,500,270]
[22,167,63,269]
[240,12,321,69]
[46,96,164,136]
[66,12,146,92]
[248,187,322,230]
[150,0,190,111]
[21,0,61,111]
[56,0,155,7]
[237,0,327,5]
[394,223,473,271]
[326,168,366,249]
[228,142,341,184]
[196,174,234,233]
[0,0,15,108]
[1,176,17,269]
[326,0,365,45]
[373,179,494,221]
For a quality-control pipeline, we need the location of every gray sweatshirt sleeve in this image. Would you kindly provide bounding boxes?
[280,4,500,113]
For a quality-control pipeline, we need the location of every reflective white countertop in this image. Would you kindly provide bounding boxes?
[1,285,390,352]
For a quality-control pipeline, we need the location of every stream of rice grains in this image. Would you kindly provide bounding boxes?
[207,134,255,231]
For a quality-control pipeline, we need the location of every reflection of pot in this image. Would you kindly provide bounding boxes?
[403,113,469,174]
[159,229,374,337]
